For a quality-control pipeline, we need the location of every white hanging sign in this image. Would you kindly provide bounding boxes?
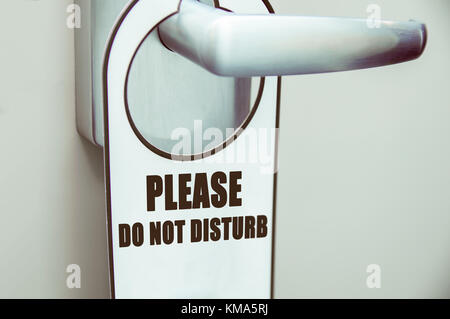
[103,0,280,298]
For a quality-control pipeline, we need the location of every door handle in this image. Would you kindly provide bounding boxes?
[75,0,428,147]
[159,0,427,77]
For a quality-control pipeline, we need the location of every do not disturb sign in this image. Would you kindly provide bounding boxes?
[119,171,269,248]
[103,0,279,298]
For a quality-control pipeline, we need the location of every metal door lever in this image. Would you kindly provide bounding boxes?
[159,0,427,77]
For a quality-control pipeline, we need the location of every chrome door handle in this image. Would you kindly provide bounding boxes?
[159,0,427,77]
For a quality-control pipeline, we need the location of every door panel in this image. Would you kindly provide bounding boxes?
[274,0,450,298]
